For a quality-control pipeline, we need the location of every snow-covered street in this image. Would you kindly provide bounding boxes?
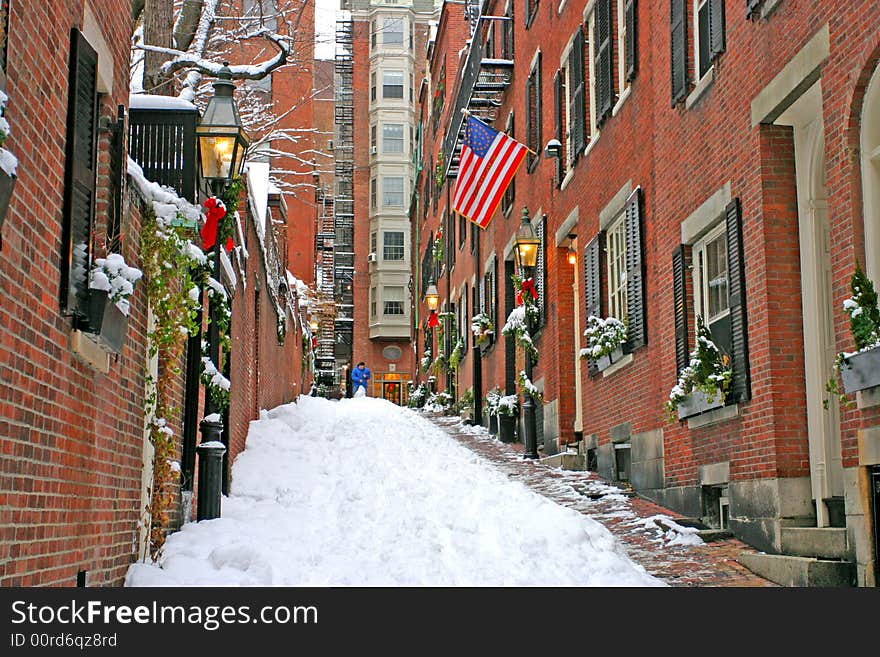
[126,397,662,586]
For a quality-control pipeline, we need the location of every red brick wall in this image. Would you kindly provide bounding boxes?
[420,1,880,486]
[0,0,151,586]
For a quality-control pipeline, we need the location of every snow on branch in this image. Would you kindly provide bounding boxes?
[138,28,291,80]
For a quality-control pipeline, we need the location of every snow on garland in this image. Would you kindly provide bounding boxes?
[471,312,494,345]
[88,253,143,316]
[665,315,732,419]
[501,305,538,361]
[0,90,18,177]
[579,315,627,360]
[517,370,542,402]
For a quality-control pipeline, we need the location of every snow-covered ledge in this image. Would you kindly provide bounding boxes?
[602,353,633,378]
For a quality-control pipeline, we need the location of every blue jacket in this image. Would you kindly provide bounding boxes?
[351,366,371,387]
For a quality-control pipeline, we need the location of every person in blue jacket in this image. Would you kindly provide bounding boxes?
[351,361,371,396]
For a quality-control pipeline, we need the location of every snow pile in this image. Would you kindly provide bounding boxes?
[630,515,704,547]
[126,397,662,587]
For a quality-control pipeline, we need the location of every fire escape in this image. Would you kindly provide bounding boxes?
[443,5,514,179]
[333,17,356,371]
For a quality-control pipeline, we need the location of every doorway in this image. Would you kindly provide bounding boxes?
[382,380,402,404]
[775,81,844,526]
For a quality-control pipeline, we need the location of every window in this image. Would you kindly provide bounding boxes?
[525,0,539,28]
[370,178,377,210]
[693,224,731,356]
[383,231,405,261]
[61,29,99,318]
[384,286,405,315]
[383,176,404,207]
[371,71,377,101]
[459,213,467,249]
[383,70,404,98]
[534,218,547,328]
[555,28,586,181]
[605,213,628,323]
[459,284,469,355]
[383,123,404,153]
[694,0,724,82]
[371,19,377,48]
[502,113,516,215]
[370,287,377,318]
[371,124,377,151]
[384,17,404,46]
[525,54,542,172]
[482,257,498,349]
[591,0,614,129]
[371,231,377,254]
[618,0,637,92]
[501,2,515,59]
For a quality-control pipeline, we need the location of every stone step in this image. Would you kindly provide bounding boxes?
[781,527,848,559]
[695,528,733,542]
[539,453,585,471]
[738,553,855,587]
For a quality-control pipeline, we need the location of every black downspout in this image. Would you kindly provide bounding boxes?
[180,297,203,493]
[472,227,482,426]
[221,317,231,496]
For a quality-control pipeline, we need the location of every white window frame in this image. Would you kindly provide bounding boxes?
[586,11,599,144]
[383,123,404,153]
[383,16,404,46]
[383,286,405,316]
[382,69,404,99]
[370,287,377,318]
[692,221,730,329]
[616,0,630,97]
[693,0,712,84]
[382,176,404,207]
[605,212,628,322]
[383,231,405,261]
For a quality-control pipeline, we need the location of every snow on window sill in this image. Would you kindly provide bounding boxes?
[761,0,783,19]
[559,168,575,192]
[582,130,601,160]
[686,67,715,111]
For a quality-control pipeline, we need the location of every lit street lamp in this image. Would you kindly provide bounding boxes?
[195,63,249,521]
[513,208,540,460]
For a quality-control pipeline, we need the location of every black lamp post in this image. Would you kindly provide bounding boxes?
[513,207,540,460]
[195,63,249,521]
[424,277,440,386]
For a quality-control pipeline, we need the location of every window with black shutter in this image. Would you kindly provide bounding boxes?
[461,283,468,355]
[746,0,763,20]
[672,244,691,374]
[459,212,466,249]
[525,0,539,29]
[61,29,99,318]
[725,198,750,402]
[502,112,516,215]
[583,233,604,377]
[502,1,515,59]
[695,0,725,80]
[534,216,547,330]
[624,188,646,351]
[594,0,614,125]
[624,0,637,83]
[670,0,688,105]
[526,54,541,172]
[553,69,565,185]
[569,27,587,160]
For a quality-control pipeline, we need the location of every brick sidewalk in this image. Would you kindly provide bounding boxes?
[430,415,774,587]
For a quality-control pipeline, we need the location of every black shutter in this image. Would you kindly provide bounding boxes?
[61,29,99,317]
[708,0,726,59]
[538,216,547,328]
[672,244,691,374]
[670,0,687,106]
[624,188,646,351]
[570,27,587,156]
[596,0,614,123]
[525,70,533,162]
[553,69,564,184]
[584,233,604,377]
[625,0,637,82]
[725,198,751,402]
[490,256,498,347]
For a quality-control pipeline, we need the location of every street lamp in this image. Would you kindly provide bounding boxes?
[513,207,539,459]
[425,280,440,311]
[195,63,249,521]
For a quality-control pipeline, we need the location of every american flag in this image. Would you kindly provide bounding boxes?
[452,115,528,229]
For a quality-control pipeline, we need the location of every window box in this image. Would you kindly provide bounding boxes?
[85,289,128,354]
[0,164,16,237]
[595,346,625,372]
[499,414,517,443]
[839,346,880,394]
[676,389,725,420]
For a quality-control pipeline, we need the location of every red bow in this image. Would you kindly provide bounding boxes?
[427,311,440,328]
[201,197,233,252]
[516,278,538,305]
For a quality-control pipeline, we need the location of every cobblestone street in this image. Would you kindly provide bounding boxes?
[432,416,775,587]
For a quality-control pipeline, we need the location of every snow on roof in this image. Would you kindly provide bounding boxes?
[246,161,271,240]
[129,94,198,112]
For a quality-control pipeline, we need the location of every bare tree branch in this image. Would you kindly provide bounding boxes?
[173,0,204,51]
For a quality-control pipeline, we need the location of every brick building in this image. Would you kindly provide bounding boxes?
[416,0,880,586]
[0,1,310,586]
